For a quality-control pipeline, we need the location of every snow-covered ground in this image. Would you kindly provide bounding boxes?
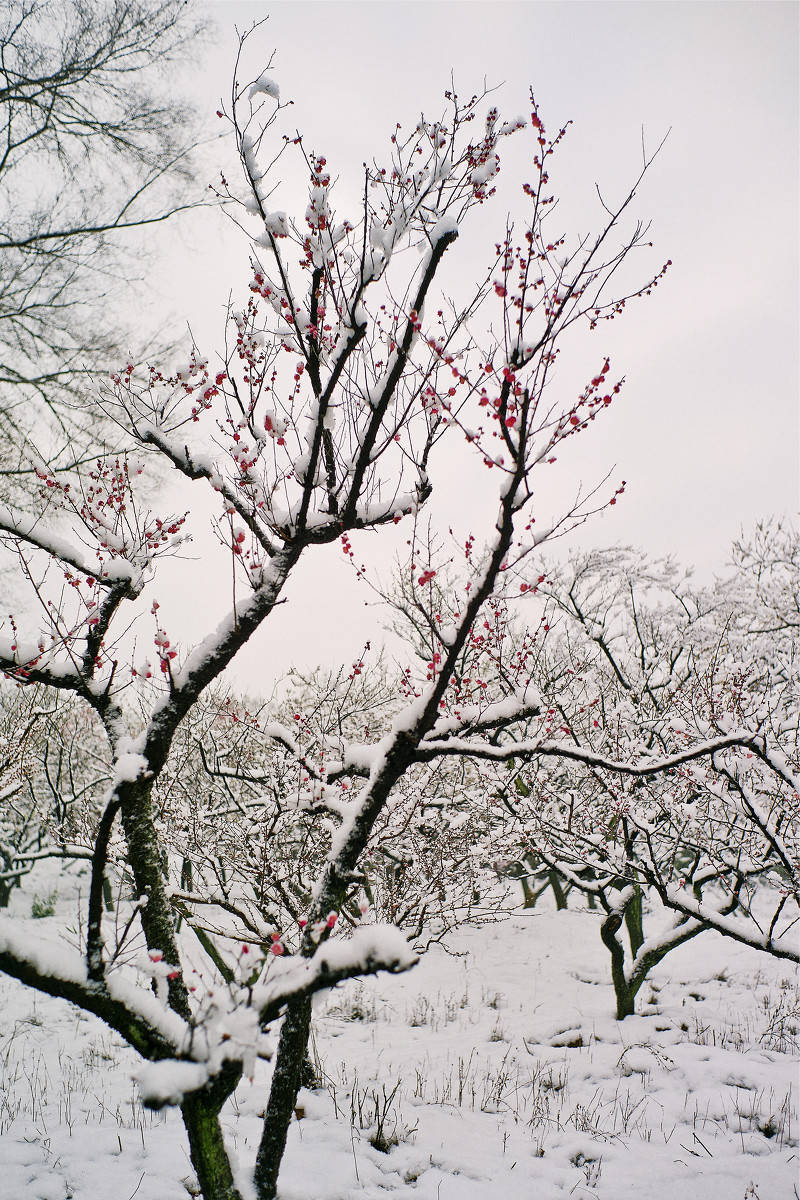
[0,866,796,1200]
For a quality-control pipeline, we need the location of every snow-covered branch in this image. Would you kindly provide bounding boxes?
[416,731,759,773]
[0,921,185,1059]
[253,925,416,1026]
[658,884,798,962]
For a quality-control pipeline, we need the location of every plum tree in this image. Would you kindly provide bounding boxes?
[0,30,740,1200]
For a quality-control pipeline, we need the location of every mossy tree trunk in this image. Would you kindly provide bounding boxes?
[253,996,313,1200]
[623,883,644,957]
[600,905,640,1019]
[601,886,706,1019]
[181,1064,244,1200]
[548,868,569,910]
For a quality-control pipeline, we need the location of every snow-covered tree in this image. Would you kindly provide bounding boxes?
[481,538,799,1016]
[156,670,512,962]
[0,35,739,1200]
[0,682,104,905]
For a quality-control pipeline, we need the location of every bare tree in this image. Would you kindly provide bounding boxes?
[0,0,206,496]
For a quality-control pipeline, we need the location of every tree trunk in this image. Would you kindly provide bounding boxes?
[611,972,638,1019]
[600,908,638,1019]
[119,780,190,1017]
[548,869,569,911]
[602,888,706,1019]
[181,1072,243,1200]
[253,995,313,1200]
[624,884,644,957]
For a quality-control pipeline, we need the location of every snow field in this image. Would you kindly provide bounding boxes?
[0,873,796,1200]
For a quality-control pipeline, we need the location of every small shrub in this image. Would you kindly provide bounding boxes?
[31,890,57,919]
[349,1078,417,1153]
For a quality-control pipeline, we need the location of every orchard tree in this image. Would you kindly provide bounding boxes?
[0,0,205,501]
[155,670,511,961]
[0,682,99,906]
[0,34,759,1200]
[473,542,799,1017]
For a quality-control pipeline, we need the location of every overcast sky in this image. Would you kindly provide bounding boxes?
[145,1,798,693]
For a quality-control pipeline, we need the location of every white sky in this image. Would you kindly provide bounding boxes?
[141,0,798,694]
